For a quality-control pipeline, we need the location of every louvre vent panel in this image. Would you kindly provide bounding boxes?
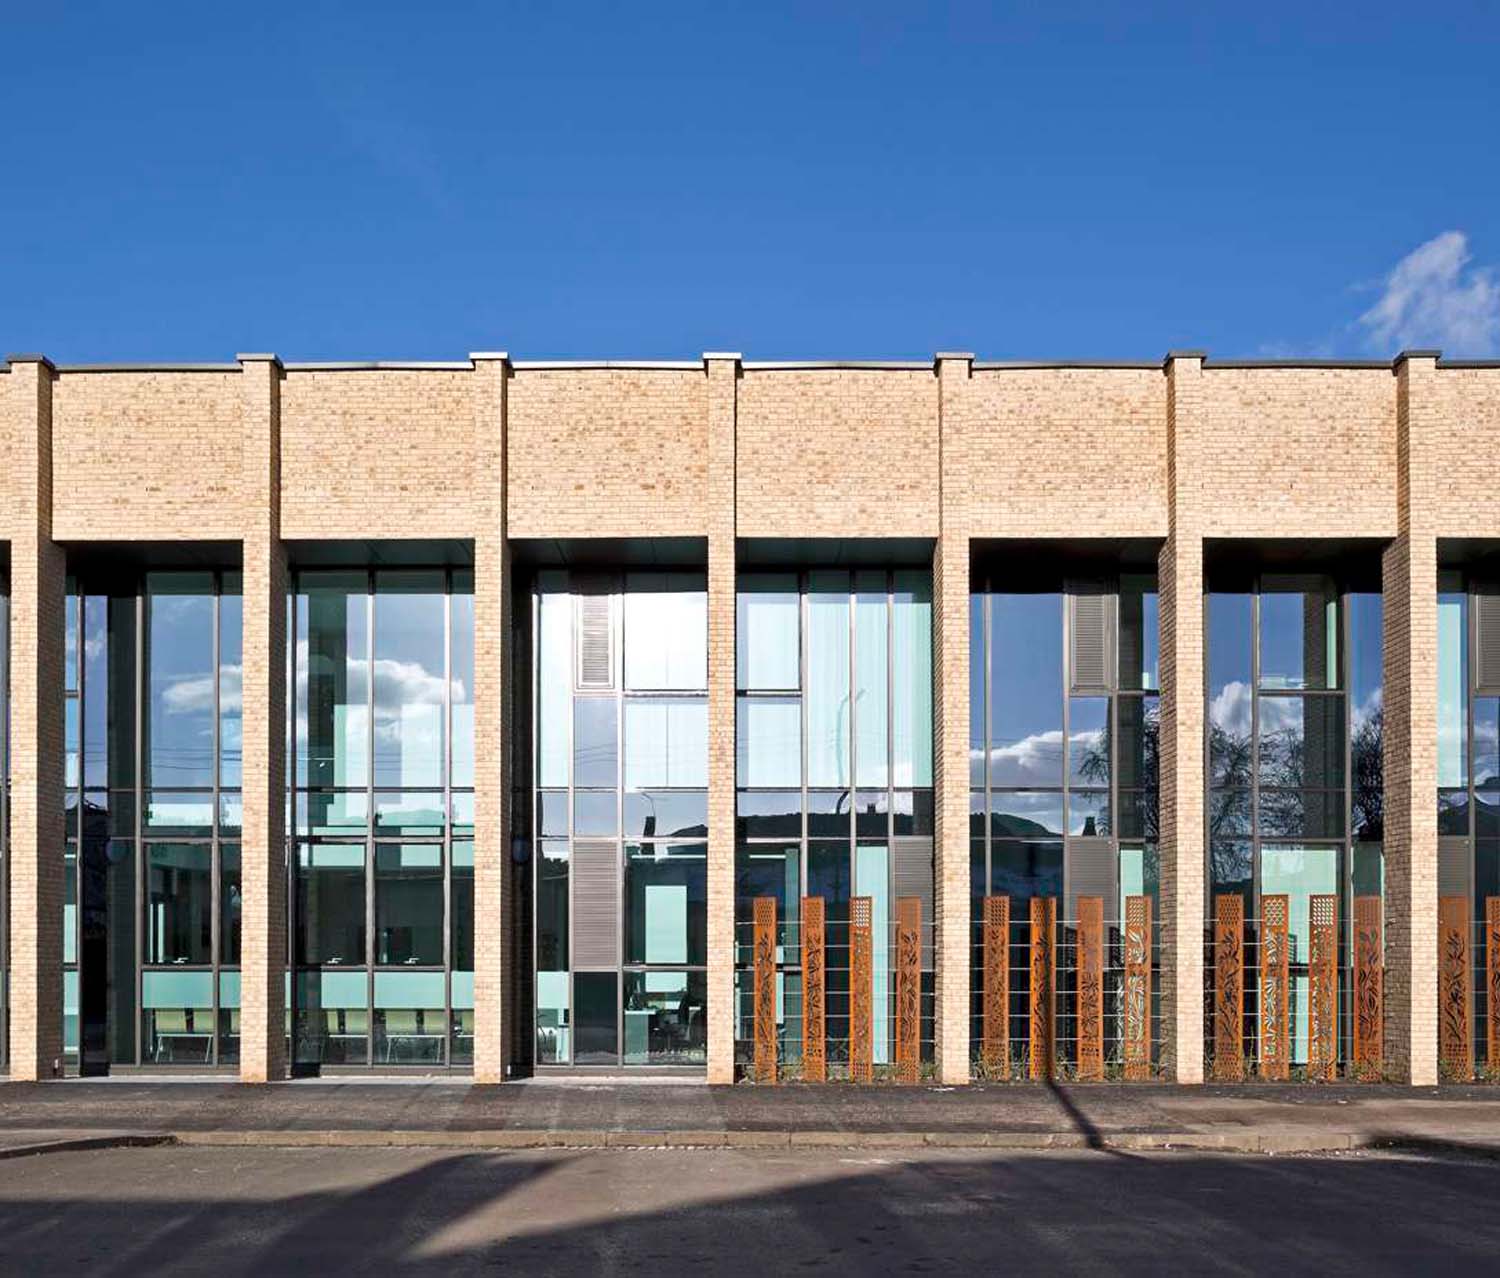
[892,837,934,966]
[572,840,619,968]
[1069,586,1115,693]
[1438,837,1471,901]
[1066,838,1116,924]
[1477,591,1500,693]
[575,583,615,690]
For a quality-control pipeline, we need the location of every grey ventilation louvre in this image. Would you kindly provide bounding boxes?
[1066,837,1116,924]
[574,579,615,691]
[892,837,934,966]
[1438,837,1471,901]
[1477,589,1500,694]
[1068,584,1115,694]
[572,840,619,969]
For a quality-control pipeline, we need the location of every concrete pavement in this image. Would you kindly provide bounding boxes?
[4,1080,1500,1157]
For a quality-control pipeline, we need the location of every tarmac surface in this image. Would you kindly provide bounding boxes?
[1,1143,1497,1276]
[5,1079,1500,1156]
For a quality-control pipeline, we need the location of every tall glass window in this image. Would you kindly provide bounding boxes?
[735,569,934,1075]
[291,569,474,1068]
[532,571,708,1067]
[61,571,242,1069]
[1207,573,1381,1068]
[970,574,1159,1066]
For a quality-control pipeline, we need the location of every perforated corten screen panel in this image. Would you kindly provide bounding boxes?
[753,897,777,1085]
[1213,894,1245,1083]
[1308,894,1337,1082]
[850,896,874,1083]
[1123,895,1152,1081]
[1260,894,1290,1081]
[1439,895,1472,1080]
[895,897,921,1085]
[1352,895,1383,1082]
[982,896,1010,1072]
[1489,898,1500,1077]
[1076,896,1104,1082]
[1029,897,1055,1081]
[802,896,826,1083]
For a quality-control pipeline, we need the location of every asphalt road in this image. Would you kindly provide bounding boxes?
[0,1144,1494,1275]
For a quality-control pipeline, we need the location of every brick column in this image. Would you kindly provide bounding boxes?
[934,353,972,1084]
[1159,352,1207,1083]
[705,353,739,1084]
[471,353,511,1083]
[1382,351,1440,1085]
[5,355,65,1080]
[237,354,287,1082]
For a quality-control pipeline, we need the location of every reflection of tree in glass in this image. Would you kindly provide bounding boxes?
[1351,706,1383,841]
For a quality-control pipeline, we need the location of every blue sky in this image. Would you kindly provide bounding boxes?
[3,1,1498,361]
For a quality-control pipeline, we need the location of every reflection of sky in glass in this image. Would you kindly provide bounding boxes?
[148,583,216,789]
[1475,698,1500,789]
[1438,592,1468,788]
[1208,594,1252,700]
[1259,586,1337,690]
[988,594,1062,786]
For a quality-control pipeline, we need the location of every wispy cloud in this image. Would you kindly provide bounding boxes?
[1358,231,1500,357]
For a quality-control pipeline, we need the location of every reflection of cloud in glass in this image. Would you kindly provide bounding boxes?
[1210,680,1252,737]
[969,727,1118,784]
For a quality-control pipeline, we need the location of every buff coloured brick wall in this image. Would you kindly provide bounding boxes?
[51,372,244,541]
[507,370,709,539]
[280,370,478,539]
[736,369,939,537]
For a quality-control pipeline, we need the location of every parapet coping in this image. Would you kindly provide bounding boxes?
[7,353,1500,375]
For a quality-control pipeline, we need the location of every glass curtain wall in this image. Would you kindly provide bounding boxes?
[1207,574,1382,1067]
[62,571,242,1068]
[291,569,474,1068]
[969,574,1159,1062]
[735,570,934,1071]
[532,571,708,1067]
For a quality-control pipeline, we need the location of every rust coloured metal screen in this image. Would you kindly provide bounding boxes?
[982,896,1010,1072]
[1212,894,1245,1082]
[802,896,826,1083]
[850,896,874,1083]
[895,897,921,1084]
[1123,894,1152,1081]
[1076,896,1104,1081]
[1489,898,1500,1077]
[1308,893,1338,1082]
[1029,896,1056,1081]
[753,896,777,1085]
[1352,894,1383,1080]
[1260,894,1290,1081]
[1439,894,1472,1079]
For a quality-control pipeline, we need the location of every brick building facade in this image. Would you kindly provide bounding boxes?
[2,347,1496,1087]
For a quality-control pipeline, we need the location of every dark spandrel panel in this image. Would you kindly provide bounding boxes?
[1478,838,1500,907]
[988,840,1062,903]
[622,971,706,1065]
[144,842,213,965]
[1119,575,1158,692]
[1438,788,1471,836]
[854,791,886,838]
[536,842,569,974]
[1210,837,1254,901]
[807,789,851,838]
[735,790,801,840]
[573,790,618,838]
[807,839,852,912]
[624,843,707,966]
[1117,789,1159,841]
[893,790,934,837]
[1208,788,1251,839]
[625,790,708,838]
[970,790,986,838]
[574,972,619,1065]
[1258,789,1346,839]
[1117,696,1159,792]
[374,843,444,967]
[989,790,1063,839]
[1257,695,1345,790]
[537,791,569,838]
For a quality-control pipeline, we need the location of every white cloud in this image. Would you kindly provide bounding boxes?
[1359,231,1500,357]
